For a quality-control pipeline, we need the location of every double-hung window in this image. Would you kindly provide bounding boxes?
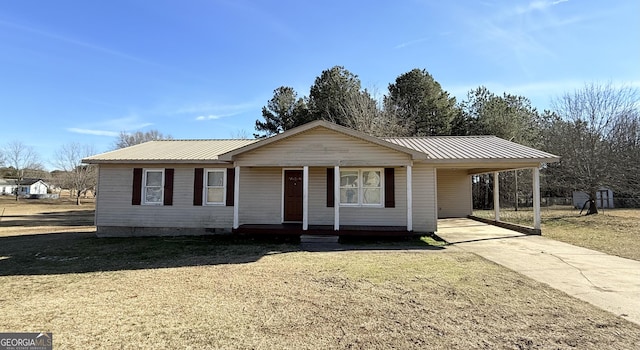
[339,169,382,206]
[143,169,164,205]
[205,169,226,205]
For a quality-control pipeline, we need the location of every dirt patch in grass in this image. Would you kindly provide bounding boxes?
[1,199,640,348]
[474,207,640,261]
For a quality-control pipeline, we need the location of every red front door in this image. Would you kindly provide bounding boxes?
[284,170,303,222]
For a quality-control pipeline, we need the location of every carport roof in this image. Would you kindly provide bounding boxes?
[384,136,559,163]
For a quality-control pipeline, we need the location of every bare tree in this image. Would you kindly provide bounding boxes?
[1,141,42,201]
[54,143,97,205]
[546,82,640,214]
[113,130,173,149]
[337,88,413,137]
[230,129,251,139]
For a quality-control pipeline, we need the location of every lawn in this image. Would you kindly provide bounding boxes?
[472,206,640,261]
[1,197,639,349]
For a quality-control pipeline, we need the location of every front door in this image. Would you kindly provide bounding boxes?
[284,170,303,222]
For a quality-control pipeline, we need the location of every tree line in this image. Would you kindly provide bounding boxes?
[254,66,640,214]
[2,66,638,212]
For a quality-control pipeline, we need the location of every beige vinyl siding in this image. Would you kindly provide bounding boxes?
[234,128,412,167]
[96,164,233,229]
[237,167,282,224]
[308,167,333,225]
[436,169,472,218]
[412,164,437,232]
[237,166,409,227]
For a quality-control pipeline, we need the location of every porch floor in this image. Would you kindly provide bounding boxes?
[234,224,410,236]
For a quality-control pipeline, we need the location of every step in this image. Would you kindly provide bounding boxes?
[300,235,339,243]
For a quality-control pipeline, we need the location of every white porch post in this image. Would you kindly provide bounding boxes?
[334,165,340,231]
[233,165,240,230]
[533,167,541,231]
[407,165,413,232]
[303,166,309,231]
[493,171,500,221]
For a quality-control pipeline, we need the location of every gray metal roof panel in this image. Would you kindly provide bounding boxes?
[83,139,258,163]
[384,136,559,161]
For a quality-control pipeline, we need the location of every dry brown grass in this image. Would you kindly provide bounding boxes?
[0,195,95,236]
[473,206,640,261]
[1,199,639,349]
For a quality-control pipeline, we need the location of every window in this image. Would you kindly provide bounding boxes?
[339,169,382,206]
[205,169,226,205]
[143,169,164,205]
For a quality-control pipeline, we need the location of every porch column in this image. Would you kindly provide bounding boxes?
[407,165,413,232]
[233,166,240,230]
[493,171,500,221]
[532,167,541,230]
[334,165,340,231]
[303,166,309,231]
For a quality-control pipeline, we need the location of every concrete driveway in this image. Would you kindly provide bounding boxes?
[437,218,640,326]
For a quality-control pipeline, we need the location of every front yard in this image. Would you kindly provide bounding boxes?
[1,197,639,348]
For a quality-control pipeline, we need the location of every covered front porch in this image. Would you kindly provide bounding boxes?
[219,122,431,234]
[230,165,415,233]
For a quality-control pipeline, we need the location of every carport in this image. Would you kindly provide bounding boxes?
[416,141,558,236]
[387,135,559,234]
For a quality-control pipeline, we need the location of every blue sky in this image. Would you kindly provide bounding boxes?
[1,0,638,169]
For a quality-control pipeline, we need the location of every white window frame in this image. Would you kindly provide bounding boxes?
[204,168,226,205]
[143,169,164,205]
[339,168,384,207]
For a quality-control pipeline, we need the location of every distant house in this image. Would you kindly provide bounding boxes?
[573,188,614,209]
[82,121,560,237]
[0,178,50,196]
[0,178,16,195]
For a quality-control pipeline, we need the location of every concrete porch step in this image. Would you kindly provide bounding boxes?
[300,234,339,243]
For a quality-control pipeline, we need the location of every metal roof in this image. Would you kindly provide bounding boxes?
[82,127,559,165]
[384,136,559,162]
[82,139,258,163]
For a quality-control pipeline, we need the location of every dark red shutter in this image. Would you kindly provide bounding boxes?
[193,168,203,206]
[385,168,395,208]
[226,168,235,206]
[163,169,174,206]
[132,168,142,205]
[326,168,334,207]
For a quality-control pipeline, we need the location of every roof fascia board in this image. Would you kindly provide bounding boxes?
[417,157,559,165]
[82,159,232,165]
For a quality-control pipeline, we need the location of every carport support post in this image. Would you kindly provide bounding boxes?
[334,165,340,231]
[493,171,500,221]
[303,166,309,231]
[533,167,541,230]
[407,165,413,231]
[233,165,240,230]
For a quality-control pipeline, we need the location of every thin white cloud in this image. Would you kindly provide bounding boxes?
[67,128,120,137]
[101,115,153,130]
[0,19,163,67]
[195,115,223,121]
[174,101,257,115]
[516,0,569,15]
[67,114,155,137]
[394,37,431,49]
